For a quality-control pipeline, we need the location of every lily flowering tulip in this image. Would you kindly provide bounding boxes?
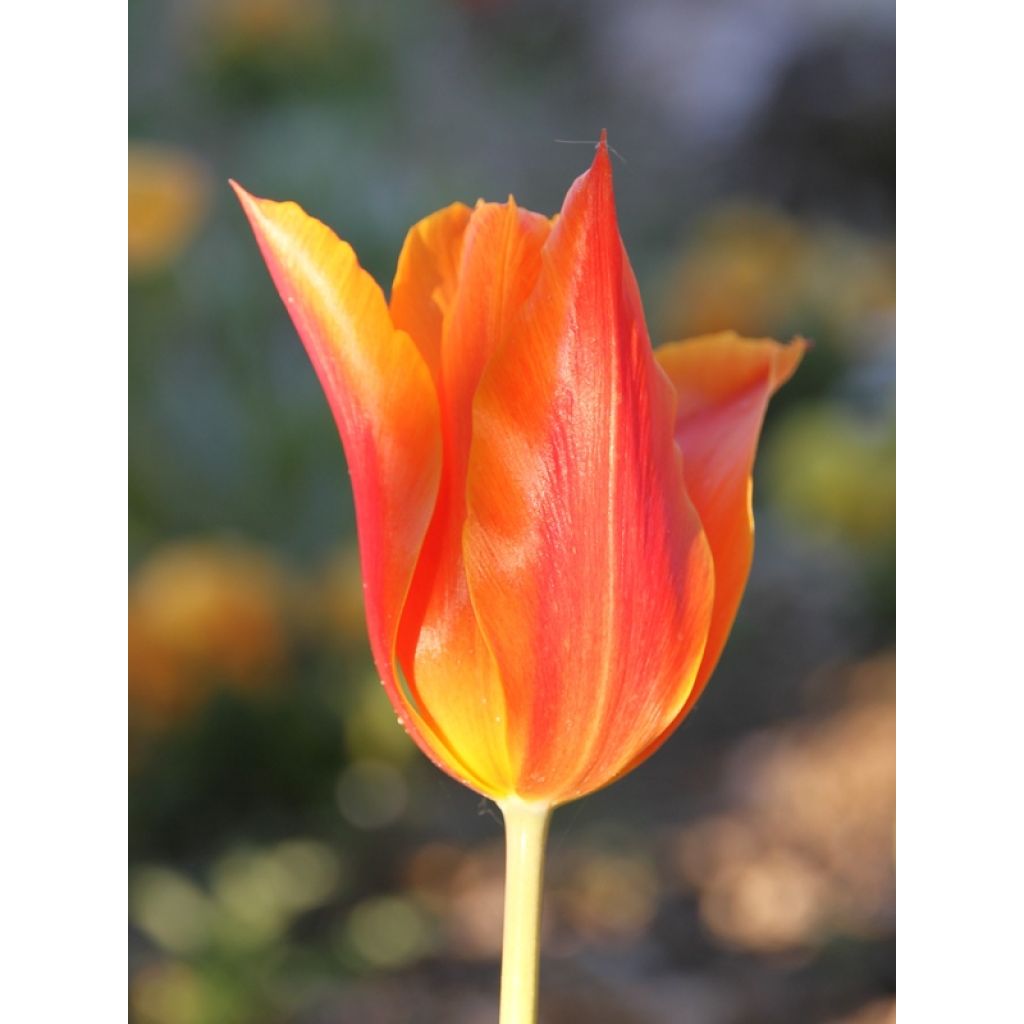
[232,137,803,807]
[233,136,803,1021]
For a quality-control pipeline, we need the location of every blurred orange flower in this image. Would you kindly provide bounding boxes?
[317,545,369,649]
[128,143,211,275]
[129,539,292,727]
[233,138,804,805]
[660,204,895,350]
[200,0,330,49]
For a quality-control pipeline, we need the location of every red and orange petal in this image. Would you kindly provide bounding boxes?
[230,183,483,789]
[609,332,805,781]
[658,332,805,691]
[463,140,715,805]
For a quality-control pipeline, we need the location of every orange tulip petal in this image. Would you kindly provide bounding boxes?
[231,182,490,789]
[606,331,806,779]
[389,202,473,379]
[397,199,553,794]
[658,331,805,689]
[463,141,715,804]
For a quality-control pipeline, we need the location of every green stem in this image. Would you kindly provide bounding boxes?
[498,798,553,1024]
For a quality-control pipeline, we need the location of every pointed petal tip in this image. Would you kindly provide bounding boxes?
[228,179,273,227]
[788,334,811,353]
[564,130,614,215]
[229,182,300,230]
[228,178,253,205]
[773,335,809,389]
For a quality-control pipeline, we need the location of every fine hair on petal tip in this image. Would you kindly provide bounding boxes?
[553,137,627,164]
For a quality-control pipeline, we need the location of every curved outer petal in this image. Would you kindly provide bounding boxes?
[612,331,805,779]
[463,141,715,805]
[231,182,489,790]
[396,199,553,793]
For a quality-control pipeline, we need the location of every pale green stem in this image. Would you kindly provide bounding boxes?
[497,798,553,1024]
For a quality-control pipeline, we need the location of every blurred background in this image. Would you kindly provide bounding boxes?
[128,1,895,1021]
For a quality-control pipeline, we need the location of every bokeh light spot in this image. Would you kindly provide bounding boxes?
[336,759,408,829]
[343,896,436,968]
[130,866,214,955]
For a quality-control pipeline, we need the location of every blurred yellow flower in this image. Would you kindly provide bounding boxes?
[660,204,895,350]
[128,143,211,275]
[129,539,292,728]
[765,404,896,549]
[200,0,331,51]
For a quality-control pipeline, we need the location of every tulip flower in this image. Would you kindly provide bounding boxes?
[233,134,804,1022]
